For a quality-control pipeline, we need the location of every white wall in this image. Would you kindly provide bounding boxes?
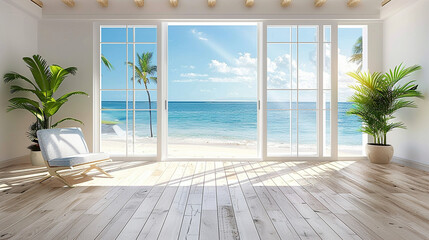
[38,20,95,151]
[0,1,41,164]
[383,0,429,166]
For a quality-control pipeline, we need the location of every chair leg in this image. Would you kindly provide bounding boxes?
[93,165,113,178]
[53,172,74,188]
[40,174,52,183]
[81,164,112,178]
[81,166,95,176]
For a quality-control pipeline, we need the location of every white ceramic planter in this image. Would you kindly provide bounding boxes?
[30,151,45,166]
[366,144,394,164]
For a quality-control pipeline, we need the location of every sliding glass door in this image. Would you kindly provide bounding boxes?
[167,24,258,158]
[97,22,367,160]
[100,25,158,157]
[266,25,331,158]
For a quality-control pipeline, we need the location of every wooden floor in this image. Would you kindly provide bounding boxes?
[1,160,429,240]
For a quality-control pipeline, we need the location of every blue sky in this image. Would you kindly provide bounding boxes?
[101,25,362,102]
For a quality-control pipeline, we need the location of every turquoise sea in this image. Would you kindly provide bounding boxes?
[101,101,362,146]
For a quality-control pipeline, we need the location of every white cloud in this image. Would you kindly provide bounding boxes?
[174,49,359,102]
[266,47,359,97]
[173,79,208,83]
[180,73,208,78]
[209,53,257,82]
[191,29,208,41]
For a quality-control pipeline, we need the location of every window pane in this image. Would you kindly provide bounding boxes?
[298,26,317,42]
[267,90,296,109]
[267,110,296,156]
[267,26,291,42]
[324,43,331,89]
[298,110,317,156]
[101,27,126,42]
[134,110,157,155]
[298,43,317,89]
[101,44,127,89]
[101,110,127,155]
[135,90,158,110]
[101,91,127,109]
[267,43,293,89]
[127,27,133,42]
[324,25,331,42]
[338,26,365,156]
[324,110,331,157]
[324,90,331,110]
[134,44,158,90]
[298,90,317,109]
[135,27,157,42]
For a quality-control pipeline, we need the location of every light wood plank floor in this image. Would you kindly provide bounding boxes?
[1,160,429,240]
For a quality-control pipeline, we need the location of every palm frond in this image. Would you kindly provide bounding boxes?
[3,72,38,89]
[56,91,88,102]
[51,117,84,128]
[101,55,114,71]
[23,55,50,91]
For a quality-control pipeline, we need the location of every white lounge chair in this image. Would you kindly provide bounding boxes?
[37,127,112,187]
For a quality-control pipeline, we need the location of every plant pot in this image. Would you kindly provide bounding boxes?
[366,144,394,164]
[30,151,45,166]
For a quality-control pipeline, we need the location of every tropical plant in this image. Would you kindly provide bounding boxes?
[127,52,157,137]
[3,55,88,151]
[349,36,363,71]
[347,64,423,145]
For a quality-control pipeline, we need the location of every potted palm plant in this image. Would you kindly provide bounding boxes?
[347,64,423,164]
[4,55,87,166]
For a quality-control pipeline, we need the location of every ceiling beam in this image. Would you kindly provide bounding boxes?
[208,0,216,7]
[382,0,391,6]
[62,0,75,7]
[31,0,43,8]
[314,0,327,7]
[134,0,144,7]
[170,0,178,7]
[97,0,108,7]
[347,0,360,7]
[281,0,292,7]
[245,0,254,7]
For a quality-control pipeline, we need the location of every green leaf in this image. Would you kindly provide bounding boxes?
[101,55,114,70]
[50,65,78,93]
[51,117,84,128]
[56,91,88,102]
[3,72,38,89]
[23,55,50,92]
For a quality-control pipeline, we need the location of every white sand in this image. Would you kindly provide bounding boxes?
[101,133,363,158]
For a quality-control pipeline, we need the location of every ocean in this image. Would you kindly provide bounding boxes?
[101,101,362,146]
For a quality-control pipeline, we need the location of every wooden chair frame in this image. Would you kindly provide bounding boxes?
[40,158,113,187]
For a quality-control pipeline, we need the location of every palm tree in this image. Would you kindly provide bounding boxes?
[349,36,363,71]
[127,52,157,137]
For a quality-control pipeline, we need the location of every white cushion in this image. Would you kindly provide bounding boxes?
[37,128,89,162]
[48,153,110,167]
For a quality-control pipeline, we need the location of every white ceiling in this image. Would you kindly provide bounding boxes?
[38,0,382,20]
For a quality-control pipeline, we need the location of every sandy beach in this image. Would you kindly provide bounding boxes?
[101,131,363,158]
